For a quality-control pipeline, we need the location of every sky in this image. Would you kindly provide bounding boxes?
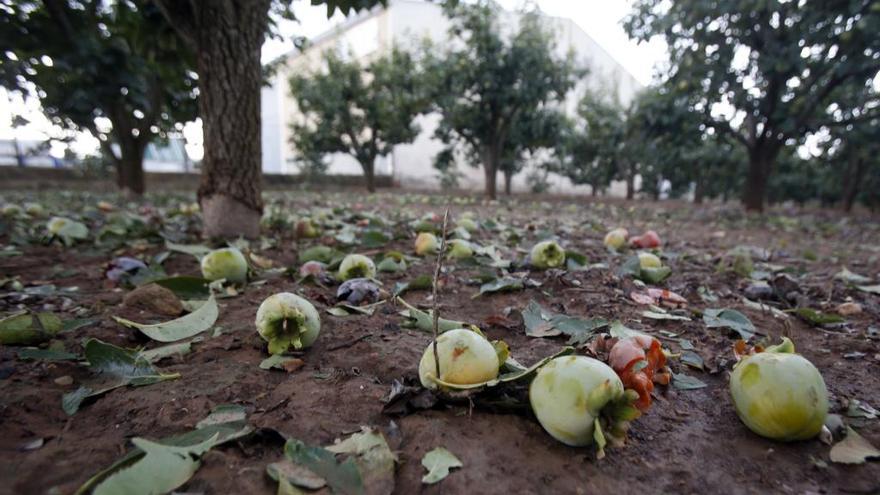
[1,0,667,158]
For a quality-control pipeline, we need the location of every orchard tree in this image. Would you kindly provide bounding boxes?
[425,1,580,199]
[289,47,426,193]
[625,0,880,212]
[498,107,566,195]
[152,0,386,238]
[0,0,198,194]
[822,116,880,212]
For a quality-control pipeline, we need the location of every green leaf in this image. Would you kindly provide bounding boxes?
[360,230,390,248]
[565,250,589,270]
[17,345,79,361]
[267,461,326,491]
[61,339,179,415]
[856,284,880,295]
[608,321,650,340]
[672,372,707,390]
[397,297,465,333]
[326,427,396,494]
[259,354,304,371]
[150,276,211,299]
[792,308,845,327]
[141,340,195,363]
[376,256,406,273]
[164,240,212,258]
[835,267,872,285]
[113,295,218,342]
[421,447,462,484]
[703,308,756,340]
[830,426,880,464]
[477,276,524,296]
[392,274,433,297]
[284,440,365,495]
[639,266,672,284]
[299,245,339,264]
[641,309,691,321]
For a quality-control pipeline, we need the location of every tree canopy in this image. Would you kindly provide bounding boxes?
[0,0,198,194]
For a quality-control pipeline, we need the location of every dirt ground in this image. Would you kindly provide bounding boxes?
[1,190,879,494]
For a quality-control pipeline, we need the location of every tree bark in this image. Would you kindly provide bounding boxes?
[503,170,513,195]
[192,1,269,238]
[625,166,635,200]
[363,159,376,193]
[694,178,705,204]
[742,147,778,212]
[117,137,146,195]
[841,155,865,213]
[482,145,498,200]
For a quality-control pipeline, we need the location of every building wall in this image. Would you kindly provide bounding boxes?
[263,0,643,193]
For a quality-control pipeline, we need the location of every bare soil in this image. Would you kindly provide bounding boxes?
[1,192,879,494]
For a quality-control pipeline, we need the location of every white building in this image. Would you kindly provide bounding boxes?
[261,0,642,192]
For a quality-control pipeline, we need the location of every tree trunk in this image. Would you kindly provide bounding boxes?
[742,147,777,212]
[591,184,598,197]
[194,1,269,238]
[13,137,25,167]
[117,137,146,195]
[625,168,635,200]
[841,155,865,213]
[503,170,513,195]
[694,178,705,204]
[482,146,498,200]
[363,159,376,193]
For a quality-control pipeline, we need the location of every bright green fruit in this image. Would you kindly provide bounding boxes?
[447,239,473,259]
[730,338,828,441]
[418,328,500,389]
[637,252,662,269]
[200,247,248,283]
[255,292,321,354]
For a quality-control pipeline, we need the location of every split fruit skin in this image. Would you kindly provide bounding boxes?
[418,328,500,389]
[201,247,249,283]
[529,355,624,447]
[530,240,566,269]
[338,254,376,281]
[255,292,321,354]
[729,339,828,441]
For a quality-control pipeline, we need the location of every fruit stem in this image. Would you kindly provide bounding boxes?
[431,208,450,380]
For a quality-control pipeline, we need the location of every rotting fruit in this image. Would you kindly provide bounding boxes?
[414,232,440,256]
[729,337,828,441]
[338,254,376,281]
[530,240,566,269]
[529,355,624,447]
[604,228,628,250]
[630,230,661,249]
[418,328,500,389]
[255,292,321,354]
[609,335,670,411]
[200,247,249,283]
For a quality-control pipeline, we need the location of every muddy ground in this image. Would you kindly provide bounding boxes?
[1,191,879,494]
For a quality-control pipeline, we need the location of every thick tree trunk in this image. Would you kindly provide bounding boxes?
[482,146,498,200]
[363,159,376,193]
[194,1,269,238]
[503,170,513,195]
[694,178,705,204]
[117,137,146,195]
[591,184,598,197]
[742,147,777,212]
[625,169,635,200]
[841,155,865,213]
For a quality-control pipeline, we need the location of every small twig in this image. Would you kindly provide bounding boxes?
[327,333,373,351]
[432,208,451,380]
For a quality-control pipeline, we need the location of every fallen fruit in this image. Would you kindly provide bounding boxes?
[630,230,661,249]
[338,254,376,281]
[447,239,474,259]
[637,252,662,269]
[295,218,320,238]
[729,337,828,441]
[336,278,380,304]
[414,232,440,256]
[529,355,624,446]
[457,217,479,233]
[298,260,327,279]
[604,228,629,250]
[24,203,44,217]
[530,240,566,269]
[418,328,500,389]
[0,311,63,345]
[255,292,321,354]
[1,204,22,216]
[200,247,248,283]
[609,335,670,411]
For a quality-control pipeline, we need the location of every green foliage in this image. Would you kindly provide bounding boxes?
[424,1,582,198]
[289,46,426,192]
[625,0,880,210]
[0,0,198,191]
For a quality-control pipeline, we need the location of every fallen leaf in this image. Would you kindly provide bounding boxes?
[260,355,305,372]
[672,372,707,390]
[421,447,462,484]
[703,308,756,340]
[113,295,218,342]
[830,426,880,464]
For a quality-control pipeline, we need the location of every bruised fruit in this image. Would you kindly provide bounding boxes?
[604,228,628,250]
[530,240,566,269]
[529,355,624,447]
[338,254,376,281]
[729,338,828,441]
[295,219,320,238]
[418,328,500,389]
[200,247,248,283]
[255,292,321,354]
[630,230,661,249]
[414,232,440,256]
[637,252,662,269]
